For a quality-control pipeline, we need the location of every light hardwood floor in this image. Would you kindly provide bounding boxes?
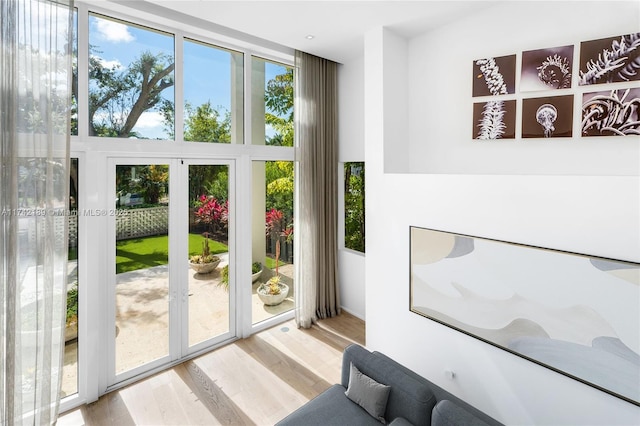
[58,312,365,426]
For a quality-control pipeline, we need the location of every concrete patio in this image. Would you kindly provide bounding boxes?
[61,256,294,397]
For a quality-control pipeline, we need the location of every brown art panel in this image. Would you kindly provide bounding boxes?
[522,95,574,138]
[579,33,640,85]
[472,54,516,97]
[521,45,574,92]
[472,100,516,140]
[582,88,640,136]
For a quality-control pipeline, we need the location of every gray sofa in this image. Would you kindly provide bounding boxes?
[276,344,502,426]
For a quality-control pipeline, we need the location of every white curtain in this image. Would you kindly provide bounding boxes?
[294,50,340,328]
[1,0,73,424]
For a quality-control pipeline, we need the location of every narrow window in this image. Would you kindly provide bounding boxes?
[183,39,243,144]
[344,162,365,253]
[251,57,293,146]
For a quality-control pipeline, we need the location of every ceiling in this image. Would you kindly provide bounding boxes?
[136,1,498,63]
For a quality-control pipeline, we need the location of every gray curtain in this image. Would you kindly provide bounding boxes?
[1,0,73,423]
[294,50,340,328]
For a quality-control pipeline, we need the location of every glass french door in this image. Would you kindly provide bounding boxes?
[107,158,235,385]
[183,161,235,354]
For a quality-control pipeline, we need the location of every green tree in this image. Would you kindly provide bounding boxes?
[136,165,169,204]
[88,48,174,138]
[188,165,229,204]
[266,161,294,220]
[115,165,168,206]
[265,68,294,147]
[184,101,231,143]
[264,67,295,228]
[344,162,365,252]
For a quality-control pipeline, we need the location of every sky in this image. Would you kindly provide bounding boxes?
[88,14,287,140]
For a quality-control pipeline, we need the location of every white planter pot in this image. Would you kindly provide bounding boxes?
[257,283,289,306]
[252,268,263,283]
[189,257,220,274]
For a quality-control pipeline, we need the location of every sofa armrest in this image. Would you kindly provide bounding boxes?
[389,417,414,426]
[431,400,491,426]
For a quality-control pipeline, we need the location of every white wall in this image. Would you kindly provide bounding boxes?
[338,55,366,319]
[406,1,640,176]
[361,2,640,425]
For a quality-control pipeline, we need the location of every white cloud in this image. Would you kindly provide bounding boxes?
[92,56,122,70]
[92,110,168,139]
[95,18,134,43]
[134,111,165,129]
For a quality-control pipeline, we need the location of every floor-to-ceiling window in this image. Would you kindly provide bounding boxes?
[63,1,295,411]
[250,57,295,326]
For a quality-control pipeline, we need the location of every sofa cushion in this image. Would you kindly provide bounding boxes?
[388,417,414,426]
[339,345,436,426]
[431,400,491,426]
[276,384,385,426]
[369,352,436,426]
[345,362,391,423]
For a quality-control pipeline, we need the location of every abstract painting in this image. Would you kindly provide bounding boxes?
[410,226,640,406]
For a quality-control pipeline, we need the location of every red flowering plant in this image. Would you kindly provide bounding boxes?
[261,208,293,294]
[190,195,228,264]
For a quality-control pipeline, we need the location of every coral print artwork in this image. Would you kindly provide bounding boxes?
[472,54,516,97]
[522,95,573,138]
[473,100,516,139]
[582,88,640,136]
[521,45,574,91]
[579,33,640,85]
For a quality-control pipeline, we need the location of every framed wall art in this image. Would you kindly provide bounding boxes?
[522,95,573,138]
[579,33,640,86]
[521,45,574,92]
[582,88,640,136]
[472,32,639,140]
[472,100,516,140]
[410,226,640,406]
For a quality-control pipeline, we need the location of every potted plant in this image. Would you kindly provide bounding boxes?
[257,209,292,306]
[189,194,227,274]
[252,261,263,282]
[218,262,263,292]
[189,232,221,274]
[65,282,78,342]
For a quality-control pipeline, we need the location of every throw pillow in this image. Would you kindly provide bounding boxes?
[345,362,391,424]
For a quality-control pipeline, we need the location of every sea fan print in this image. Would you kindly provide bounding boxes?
[476,58,508,96]
[579,33,640,85]
[473,55,515,97]
[582,88,640,136]
[537,54,572,89]
[473,100,515,140]
[477,101,506,139]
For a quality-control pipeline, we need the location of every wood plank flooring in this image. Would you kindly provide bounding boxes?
[57,312,365,426]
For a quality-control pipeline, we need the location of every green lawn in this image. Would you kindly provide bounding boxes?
[263,256,290,270]
[116,233,228,274]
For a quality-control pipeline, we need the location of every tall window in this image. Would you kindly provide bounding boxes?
[66,5,296,406]
[88,14,175,139]
[251,57,293,146]
[345,162,365,253]
[62,158,79,398]
[183,40,243,143]
[252,161,295,325]
[71,9,78,136]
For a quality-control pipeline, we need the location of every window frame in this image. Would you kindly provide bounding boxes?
[63,0,297,413]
